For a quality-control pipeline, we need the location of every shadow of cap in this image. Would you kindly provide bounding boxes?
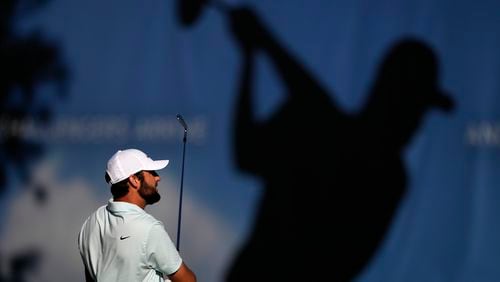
[429,89,454,112]
[382,38,455,114]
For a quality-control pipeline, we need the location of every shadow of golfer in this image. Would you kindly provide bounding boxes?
[226,7,454,282]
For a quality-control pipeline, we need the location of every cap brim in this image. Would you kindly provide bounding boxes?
[146,160,169,171]
[432,91,454,112]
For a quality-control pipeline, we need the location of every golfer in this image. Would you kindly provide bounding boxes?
[78,148,196,282]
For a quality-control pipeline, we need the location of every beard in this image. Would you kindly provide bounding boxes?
[138,180,161,205]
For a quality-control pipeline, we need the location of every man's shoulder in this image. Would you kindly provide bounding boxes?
[79,205,107,231]
[83,205,107,221]
[93,204,110,218]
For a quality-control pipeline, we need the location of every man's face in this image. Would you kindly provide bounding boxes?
[138,170,161,205]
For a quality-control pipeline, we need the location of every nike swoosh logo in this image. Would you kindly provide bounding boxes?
[120,236,130,240]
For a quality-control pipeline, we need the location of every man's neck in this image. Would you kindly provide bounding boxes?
[114,195,146,209]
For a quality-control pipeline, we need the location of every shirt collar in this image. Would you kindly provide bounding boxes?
[106,198,145,214]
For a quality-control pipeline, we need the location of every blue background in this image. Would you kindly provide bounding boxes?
[1,0,499,281]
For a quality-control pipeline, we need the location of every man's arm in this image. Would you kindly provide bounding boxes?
[229,7,340,110]
[167,262,197,282]
[147,224,196,282]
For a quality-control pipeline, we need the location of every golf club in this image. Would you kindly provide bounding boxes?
[175,114,188,251]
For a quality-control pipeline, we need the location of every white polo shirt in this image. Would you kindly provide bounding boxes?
[78,199,182,282]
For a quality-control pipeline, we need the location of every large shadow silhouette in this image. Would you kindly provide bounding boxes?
[226,8,454,281]
[0,0,67,281]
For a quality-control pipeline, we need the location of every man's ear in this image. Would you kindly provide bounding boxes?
[128,175,140,189]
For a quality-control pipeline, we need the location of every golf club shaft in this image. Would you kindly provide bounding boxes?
[176,115,188,251]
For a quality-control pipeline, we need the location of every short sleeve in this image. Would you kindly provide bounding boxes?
[145,223,182,276]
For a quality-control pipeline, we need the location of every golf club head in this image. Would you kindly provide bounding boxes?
[177,0,207,27]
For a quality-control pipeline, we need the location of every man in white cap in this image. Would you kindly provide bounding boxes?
[78,149,197,282]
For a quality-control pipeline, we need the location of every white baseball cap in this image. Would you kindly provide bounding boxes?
[106,149,169,184]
